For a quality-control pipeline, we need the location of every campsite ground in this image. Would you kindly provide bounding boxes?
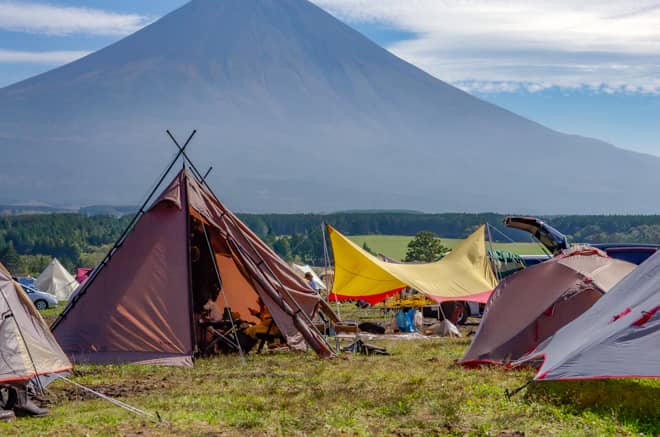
[6,307,658,436]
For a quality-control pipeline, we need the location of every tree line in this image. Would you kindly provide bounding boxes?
[3,211,660,274]
[0,214,132,275]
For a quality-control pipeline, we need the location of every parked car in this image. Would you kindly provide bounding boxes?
[20,283,58,310]
[504,216,660,265]
[17,276,37,288]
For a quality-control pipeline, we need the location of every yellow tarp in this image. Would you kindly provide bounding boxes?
[328,225,498,304]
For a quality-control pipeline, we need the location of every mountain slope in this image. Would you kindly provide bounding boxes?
[0,0,657,213]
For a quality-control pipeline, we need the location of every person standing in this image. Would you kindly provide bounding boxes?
[304,272,321,294]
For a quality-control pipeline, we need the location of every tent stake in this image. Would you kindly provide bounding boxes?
[504,379,532,400]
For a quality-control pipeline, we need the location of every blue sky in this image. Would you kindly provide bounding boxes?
[1,0,658,155]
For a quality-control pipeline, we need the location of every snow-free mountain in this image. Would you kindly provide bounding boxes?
[0,0,658,213]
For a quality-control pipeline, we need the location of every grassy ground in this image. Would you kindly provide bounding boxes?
[3,306,657,436]
[349,235,547,260]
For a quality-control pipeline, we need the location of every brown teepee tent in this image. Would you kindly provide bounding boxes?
[0,262,71,384]
[52,168,337,366]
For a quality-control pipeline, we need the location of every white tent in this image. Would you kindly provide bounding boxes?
[293,264,327,290]
[35,258,79,301]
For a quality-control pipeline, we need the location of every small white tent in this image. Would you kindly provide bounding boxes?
[293,264,327,291]
[35,258,79,301]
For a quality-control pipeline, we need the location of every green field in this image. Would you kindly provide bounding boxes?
[3,307,658,436]
[349,235,548,260]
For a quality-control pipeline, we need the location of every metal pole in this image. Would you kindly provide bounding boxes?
[51,130,197,330]
[202,166,213,182]
[486,224,503,282]
[183,168,198,361]
[321,222,341,319]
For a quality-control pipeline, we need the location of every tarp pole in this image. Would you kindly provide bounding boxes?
[321,222,341,319]
[486,223,503,282]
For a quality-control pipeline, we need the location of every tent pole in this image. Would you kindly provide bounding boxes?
[184,169,199,362]
[167,132,335,355]
[201,166,213,182]
[200,222,246,365]
[1,284,45,396]
[51,130,197,331]
[486,224,503,282]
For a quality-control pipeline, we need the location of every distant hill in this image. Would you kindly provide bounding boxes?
[1,0,660,213]
[80,205,137,217]
[0,205,75,216]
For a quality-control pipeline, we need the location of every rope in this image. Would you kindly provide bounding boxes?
[488,223,551,257]
[487,223,518,243]
[60,377,163,422]
[486,224,502,282]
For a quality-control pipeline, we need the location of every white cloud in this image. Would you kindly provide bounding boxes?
[313,0,660,94]
[0,1,150,36]
[0,48,89,63]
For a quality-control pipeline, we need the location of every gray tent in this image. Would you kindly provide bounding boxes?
[0,263,71,384]
[460,247,635,365]
[517,249,659,380]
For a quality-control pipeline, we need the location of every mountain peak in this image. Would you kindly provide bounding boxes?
[0,0,658,213]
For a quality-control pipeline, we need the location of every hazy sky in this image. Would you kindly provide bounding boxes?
[1,0,658,155]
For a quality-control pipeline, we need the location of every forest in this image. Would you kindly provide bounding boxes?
[3,211,660,275]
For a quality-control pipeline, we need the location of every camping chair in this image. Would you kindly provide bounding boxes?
[201,320,241,355]
[255,320,285,353]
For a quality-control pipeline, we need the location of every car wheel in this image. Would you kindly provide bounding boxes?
[456,302,469,325]
[34,300,48,311]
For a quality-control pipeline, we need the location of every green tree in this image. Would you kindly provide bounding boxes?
[362,241,375,255]
[404,231,449,262]
[1,241,22,272]
[272,237,292,260]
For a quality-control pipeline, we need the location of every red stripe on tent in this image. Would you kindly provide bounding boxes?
[425,289,494,304]
[329,287,406,304]
[632,306,659,327]
[536,374,660,382]
[0,365,73,384]
[610,307,631,323]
